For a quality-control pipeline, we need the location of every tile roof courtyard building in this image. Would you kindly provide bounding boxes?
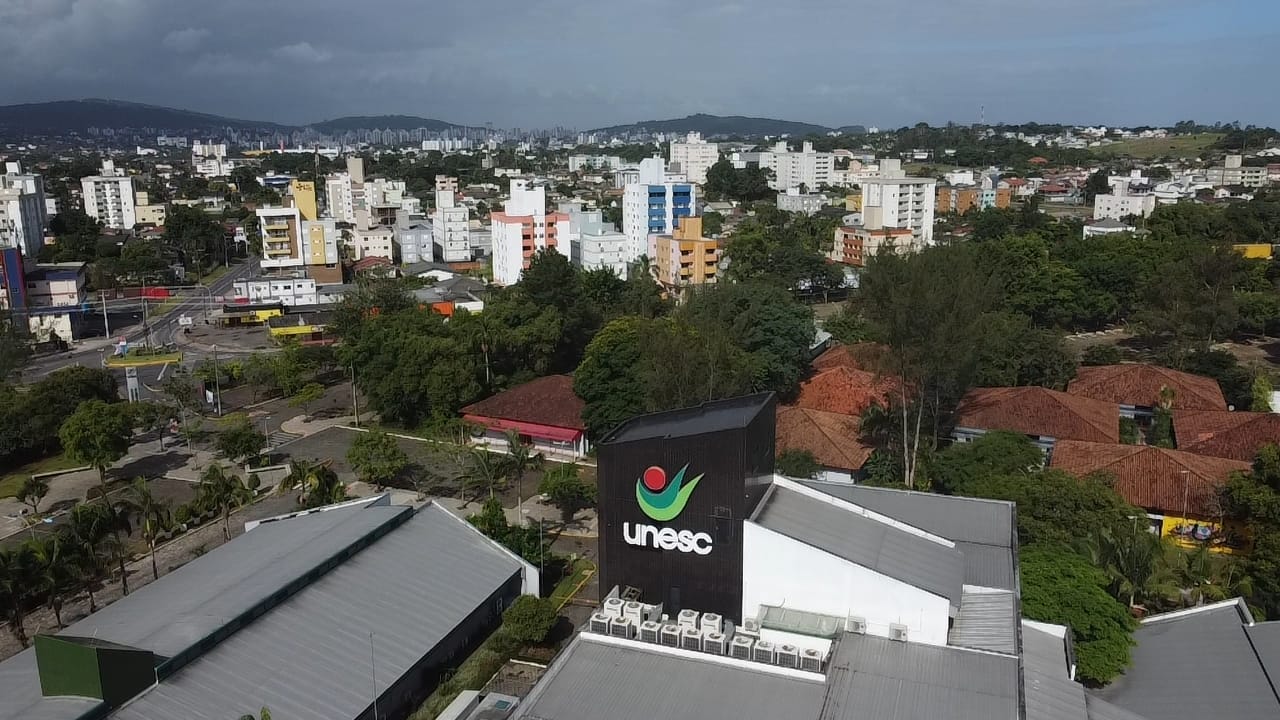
[1173,410,1280,462]
[953,386,1120,451]
[1067,364,1228,416]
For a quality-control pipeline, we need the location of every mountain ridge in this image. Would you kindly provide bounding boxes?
[590,113,837,138]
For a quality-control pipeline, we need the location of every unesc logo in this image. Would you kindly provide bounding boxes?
[623,465,713,555]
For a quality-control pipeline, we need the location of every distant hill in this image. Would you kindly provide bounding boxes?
[0,99,287,134]
[593,113,834,138]
[307,115,474,133]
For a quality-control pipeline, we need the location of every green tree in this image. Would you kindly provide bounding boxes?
[347,431,409,488]
[67,502,115,612]
[27,535,73,628]
[198,464,258,540]
[1251,375,1274,412]
[289,382,326,419]
[931,431,1043,494]
[242,354,281,403]
[0,546,33,647]
[574,317,650,438]
[58,399,133,486]
[776,449,821,479]
[1084,170,1111,204]
[277,460,348,509]
[964,469,1137,548]
[702,210,725,236]
[538,464,597,523]
[823,306,870,345]
[505,430,545,508]
[121,478,171,580]
[17,476,49,515]
[465,449,511,500]
[215,415,267,464]
[1020,545,1136,684]
[1078,524,1177,608]
[1081,345,1124,366]
[501,595,559,646]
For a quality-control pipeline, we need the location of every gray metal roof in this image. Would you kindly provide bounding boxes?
[823,632,1020,720]
[949,590,1018,654]
[1245,621,1280,681]
[602,393,774,444]
[514,635,827,720]
[1022,624,1088,720]
[1085,696,1156,720]
[112,503,524,720]
[1091,601,1280,720]
[801,482,1018,590]
[753,486,965,606]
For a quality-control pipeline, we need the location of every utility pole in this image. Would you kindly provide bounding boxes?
[212,344,223,416]
[351,364,360,427]
[100,290,111,337]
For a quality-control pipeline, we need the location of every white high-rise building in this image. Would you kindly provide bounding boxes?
[491,180,569,286]
[80,160,137,230]
[622,158,697,265]
[767,141,835,191]
[432,190,471,263]
[563,203,629,278]
[191,141,231,177]
[860,159,936,246]
[668,132,720,185]
[0,162,47,258]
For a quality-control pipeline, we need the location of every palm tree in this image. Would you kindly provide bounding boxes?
[67,503,113,613]
[199,464,259,540]
[121,479,172,580]
[1079,523,1177,608]
[0,546,33,647]
[28,535,72,628]
[238,708,272,720]
[277,460,347,509]
[505,430,544,512]
[465,448,511,501]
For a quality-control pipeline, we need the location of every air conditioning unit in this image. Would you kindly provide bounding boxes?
[660,624,682,647]
[639,620,662,644]
[589,613,612,634]
[752,640,776,664]
[729,635,755,660]
[624,601,645,624]
[677,609,700,630]
[847,616,867,635]
[700,613,723,634]
[800,648,825,673]
[610,616,635,639]
[603,597,625,619]
[740,617,761,636]
[776,644,799,668]
[680,627,703,651]
[703,631,727,655]
[889,623,909,642]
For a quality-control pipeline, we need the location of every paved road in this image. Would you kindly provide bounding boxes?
[20,257,261,382]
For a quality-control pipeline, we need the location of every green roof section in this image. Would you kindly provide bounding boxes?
[35,636,155,708]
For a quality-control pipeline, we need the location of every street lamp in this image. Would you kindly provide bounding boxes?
[211,344,223,416]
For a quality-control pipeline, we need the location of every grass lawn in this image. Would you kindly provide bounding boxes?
[550,558,596,609]
[105,351,183,368]
[200,265,231,284]
[0,453,81,498]
[1096,133,1223,160]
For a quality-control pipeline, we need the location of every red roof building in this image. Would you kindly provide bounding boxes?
[776,406,874,479]
[1173,410,1280,462]
[793,366,897,417]
[461,375,589,458]
[953,386,1119,448]
[1067,364,1227,414]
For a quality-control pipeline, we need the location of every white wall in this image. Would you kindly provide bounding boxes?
[742,520,952,646]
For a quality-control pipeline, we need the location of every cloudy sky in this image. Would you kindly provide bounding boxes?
[0,0,1274,129]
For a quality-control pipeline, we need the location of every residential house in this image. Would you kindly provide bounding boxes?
[952,386,1120,451]
[461,375,589,459]
[1083,218,1135,238]
[1173,410,1280,462]
[1050,440,1250,553]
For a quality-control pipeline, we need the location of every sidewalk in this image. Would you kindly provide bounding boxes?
[279,412,374,437]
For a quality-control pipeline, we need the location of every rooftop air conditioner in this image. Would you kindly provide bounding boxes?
[624,601,645,624]
[847,616,867,635]
[700,613,723,634]
[729,635,755,660]
[660,624,682,647]
[639,620,662,644]
[889,623,909,642]
[801,648,825,673]
[704,631,727,656]
[610,616,635,639]
[776,644,799,668]
[677,609,700,630]
[753,640,776,664]
[740,618,761,636]
[589,613,611,635]
[603,597,625,619]
[681,627,703,652]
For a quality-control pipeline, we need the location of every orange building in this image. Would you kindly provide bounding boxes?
[650,216,719,296]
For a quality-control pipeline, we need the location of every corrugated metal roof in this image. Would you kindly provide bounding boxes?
[1085,696,1156,720]
[1091,602,1280,720]
[1245,621,1280,681]
[1022,624,1088,720]
[801,482,1018,591]
[753,486,965,606]
[823,632,1020,720]
[949,590,1018,655]
[112,503,524,720]
[514,635,827,720]
[0,650,101,720]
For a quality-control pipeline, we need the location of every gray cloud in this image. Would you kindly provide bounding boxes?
[0,0,1273,129]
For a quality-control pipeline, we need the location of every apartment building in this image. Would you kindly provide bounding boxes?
[132,191,167,226]
[1203,155,1267,188]
[491,180,570,286]
[830,225,913,267]
[290,180,318,221]
[349,225,395,261]
[776,188,826,215]
[0,162,47,258]
[191,141,233,177]
[1093,193,1156,221]
[568,155,624,173]
[936,186,1011,215]
[1,257,89,342]
[81,160,137,229]
[860,159,936,245]
[397,216,432,265]
[564,203,629,278]
[650,216,719,296]
[622,158,696,265]
[766,141,835,191]
[232,277,319,306]
[668,132,720,185]
[432,189,471,262]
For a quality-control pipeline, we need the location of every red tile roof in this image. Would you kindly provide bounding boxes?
[812,343,890,373]
[776,406,873,472]
[1050,440,1249,517]
[954,386,1120,443]
[1173,410,1280,462]
[794,366,897,417]
[461,375,586,431]
[1067,364,1227,411]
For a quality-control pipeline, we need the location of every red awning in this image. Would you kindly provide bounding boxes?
[463,415,583,443]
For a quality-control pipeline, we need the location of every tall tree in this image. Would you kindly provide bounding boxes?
[28,535,73,628]
[198,465,258,540]
[505,430,545,510]
[122,478,172,580]
[277,460,348,509]
[17,476,49,516]
[0,546,33,647]
[58,400,132,486]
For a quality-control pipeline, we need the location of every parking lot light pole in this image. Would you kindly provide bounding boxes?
[212,344,223,416]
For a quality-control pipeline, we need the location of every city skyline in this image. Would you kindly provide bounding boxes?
[0,0,1276,130]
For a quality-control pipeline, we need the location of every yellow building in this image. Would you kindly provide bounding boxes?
[845,193,862,212]
[650,216,719,296]
[1233,243,1274,260]
[291,180,318,221]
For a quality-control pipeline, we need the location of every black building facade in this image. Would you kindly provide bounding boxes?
[597,393,777,622]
